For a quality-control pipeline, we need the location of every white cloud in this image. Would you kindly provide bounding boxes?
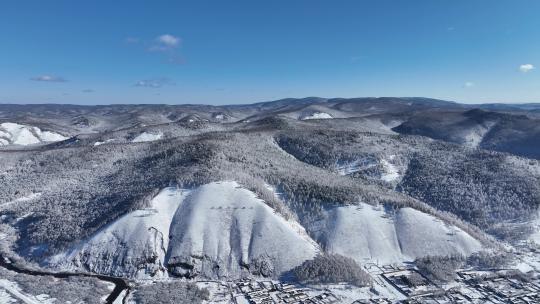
[519,64,535,73]
[30,75,67,82]
[157,34,180,47]
[149,34,181,51]
[464,82,474,88]
[134,77,174,88]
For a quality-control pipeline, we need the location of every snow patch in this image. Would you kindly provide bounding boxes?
[94,139,115,146]
[380,156,400,182]
[0,288,17,304]
[0,193,42,209]
[336,158,377,176]
[300,112,333,120]
[132,132,163,143]
[529,209,540,245]
[0,123,67,146]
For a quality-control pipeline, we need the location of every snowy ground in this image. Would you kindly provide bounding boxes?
[0,279,54,304]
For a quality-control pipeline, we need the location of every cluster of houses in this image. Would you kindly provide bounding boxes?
[232,279,339,304]
[362,266,540,303]
[204,253,540,304]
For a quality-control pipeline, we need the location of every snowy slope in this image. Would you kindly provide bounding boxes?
[50,182,318,279]
[462,122,496,148]
[300,112,333,120]
[0,122,67,146]
[308,204,481,265]
[336,155,401,183]
[166,181,319,279]
[49,187,190,278]
[529,209,540,245]
[395,208,481,258]
[132,132,163,143]
[380,156,400,182]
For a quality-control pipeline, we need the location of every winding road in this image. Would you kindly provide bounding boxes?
[0,254,130,304]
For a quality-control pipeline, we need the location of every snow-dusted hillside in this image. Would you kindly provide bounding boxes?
[308,204,481,265]
[49,188,190,278]
[0,122,67,146]
[50,182,319,279]
[48,181,484,278]
[167,182,319,279]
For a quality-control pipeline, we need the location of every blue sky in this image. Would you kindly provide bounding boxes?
[1,0,539,105]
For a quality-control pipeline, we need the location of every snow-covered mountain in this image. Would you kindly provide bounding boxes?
[50,182,320,279]
[166,182,319,279]
[49,187,190,278]
[308,204,481,265]
[48,182,484,280]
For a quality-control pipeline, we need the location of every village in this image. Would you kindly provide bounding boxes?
[190,240,540,304]
[197,249,540,304]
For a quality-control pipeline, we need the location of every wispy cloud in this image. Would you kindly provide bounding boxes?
[124,37,140,44]
[82,89,94,93]
[125,34,184,64]
[149,34,181,52]
[519,64,535,73]
[349,55,366,63]
[463,82,474,88]
[157,34,180,47]
[134,77,174,88]
[30,75,67,82]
